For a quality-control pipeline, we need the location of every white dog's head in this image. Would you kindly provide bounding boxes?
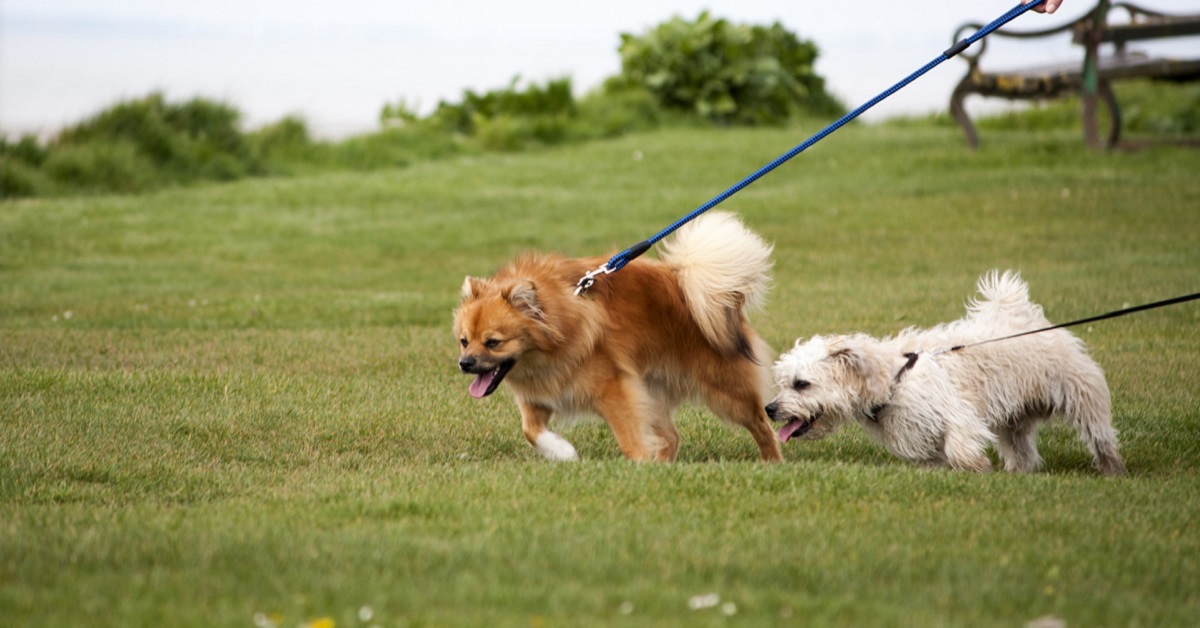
[766,334,893,443]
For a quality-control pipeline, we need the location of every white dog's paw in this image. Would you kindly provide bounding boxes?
[535,431,579,461]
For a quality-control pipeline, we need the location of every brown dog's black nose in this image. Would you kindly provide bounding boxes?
[764,402,779,420]
[458,357,477,372]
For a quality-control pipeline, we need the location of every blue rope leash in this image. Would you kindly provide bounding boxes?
[576,0,1045,295]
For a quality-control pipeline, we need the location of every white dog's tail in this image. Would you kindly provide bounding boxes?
[969,270,1046,323]
[658,211,772,355]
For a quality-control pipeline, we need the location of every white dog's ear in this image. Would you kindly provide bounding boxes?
[829,346,861,371]
[830,340,889,402]
[461,276,489,300]
[504,280,544,320]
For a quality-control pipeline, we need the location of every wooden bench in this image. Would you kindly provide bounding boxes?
[948,0,1200,149]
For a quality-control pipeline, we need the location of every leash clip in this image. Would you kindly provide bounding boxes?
[574,263,612,296]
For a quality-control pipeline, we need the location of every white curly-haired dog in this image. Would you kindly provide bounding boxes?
[766,271,1125,475]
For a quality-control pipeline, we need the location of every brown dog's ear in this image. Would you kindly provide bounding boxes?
[504,280,544,320]
[461,276,488,300]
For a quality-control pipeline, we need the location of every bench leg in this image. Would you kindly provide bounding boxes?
[949,79,980,149]
[1082,80,1122,149]
[1100,80,1121,148]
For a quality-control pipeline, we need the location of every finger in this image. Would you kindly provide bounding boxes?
[1023,0,1057,13]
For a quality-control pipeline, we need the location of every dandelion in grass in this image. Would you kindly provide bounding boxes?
[687,593,720,610]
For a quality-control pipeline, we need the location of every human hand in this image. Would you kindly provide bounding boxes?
[1024,0,1064,14]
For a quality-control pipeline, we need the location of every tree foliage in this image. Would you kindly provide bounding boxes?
[616,12,844,125]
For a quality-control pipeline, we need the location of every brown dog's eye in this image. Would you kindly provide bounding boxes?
[484,338,501,349]
[793,379,811,391]
[460,338,468,347]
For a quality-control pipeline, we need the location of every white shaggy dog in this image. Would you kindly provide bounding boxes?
[766,271,1126,475]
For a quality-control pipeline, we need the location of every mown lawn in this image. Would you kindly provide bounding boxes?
[2,122,1198,627]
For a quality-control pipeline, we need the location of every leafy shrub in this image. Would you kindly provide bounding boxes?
[380,77,584,152]
[0,135,52,197]
[0,93,272,197]
[430,76,575,135]
[616,12,844,125]
[574,85,669,139]
[41,141,155,193]
[329,126,468,170]
[1,134,48,167]
[4,11,849,199]
[55,93,264,183]
[248,116,321,171]
[1,156,50,198]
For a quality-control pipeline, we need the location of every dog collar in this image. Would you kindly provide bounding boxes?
[865,352,921,423]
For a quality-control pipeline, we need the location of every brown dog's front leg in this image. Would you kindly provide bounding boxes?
[518,400,577,461]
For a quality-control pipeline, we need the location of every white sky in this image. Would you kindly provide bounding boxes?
[2,0,1196,137]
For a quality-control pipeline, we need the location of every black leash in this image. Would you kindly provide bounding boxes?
[870,290,1200,420]
[944,291,1200,354]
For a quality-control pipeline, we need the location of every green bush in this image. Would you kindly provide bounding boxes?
[434,76,574,134]
[247,116,321,172]
[0,134,48,167]
[574,85,669,139]
[616,11,844,125]
[40,141,155,193]
[0,156,50,198]
[55,93,264,184]
[379,77,587,153]
[0,135,52,198]
[4,12,849,199]
[329,125,468,170]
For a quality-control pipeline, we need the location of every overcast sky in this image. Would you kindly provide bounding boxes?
[2,0,1196,137]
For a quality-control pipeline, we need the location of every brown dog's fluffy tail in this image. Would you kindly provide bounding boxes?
[658,211,772,355]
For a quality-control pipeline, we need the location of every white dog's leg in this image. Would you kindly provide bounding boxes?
[1003,422,1045,473]
[942,413,994,473]
[1063,375,1125,476]
[1078,421,1124,476]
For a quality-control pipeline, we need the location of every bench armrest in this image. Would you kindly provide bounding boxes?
[951,14,1091,69]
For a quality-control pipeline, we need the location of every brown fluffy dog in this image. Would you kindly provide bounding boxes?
[453,212,782,462]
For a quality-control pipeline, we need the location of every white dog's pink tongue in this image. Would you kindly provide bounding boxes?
[469,371,496,398]
[777,419,805,443]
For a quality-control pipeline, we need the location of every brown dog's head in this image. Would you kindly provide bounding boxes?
[453,275,554,398]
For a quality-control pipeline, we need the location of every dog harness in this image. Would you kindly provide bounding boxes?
[865,352,921,423]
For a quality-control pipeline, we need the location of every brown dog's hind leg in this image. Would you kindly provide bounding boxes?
[651,420,681,462]
[696,334,783,462]
[701,386,783,462]
[594,376,658,461]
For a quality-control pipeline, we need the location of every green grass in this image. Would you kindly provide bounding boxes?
[2,122,1199,627]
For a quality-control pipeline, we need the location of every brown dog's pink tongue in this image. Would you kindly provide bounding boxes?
[469,371,496,398]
